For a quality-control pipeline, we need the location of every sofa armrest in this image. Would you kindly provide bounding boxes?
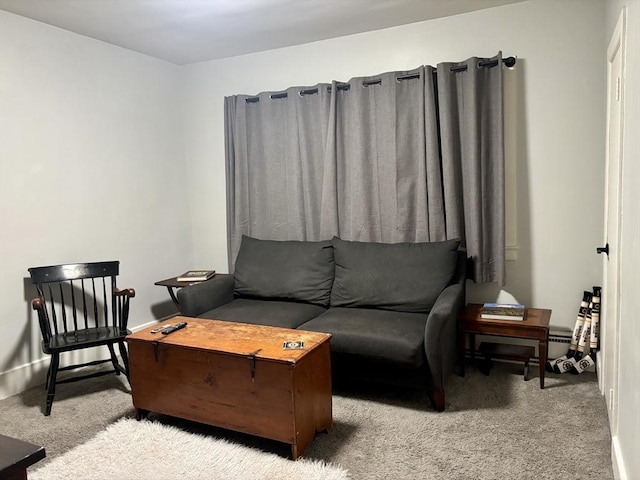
[176,274,235,317]
[423,282,465,389]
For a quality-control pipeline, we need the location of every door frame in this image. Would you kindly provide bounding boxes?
[598,7,626,436]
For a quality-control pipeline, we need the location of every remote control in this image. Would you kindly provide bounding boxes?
[161,321,187,335]
[151,324,173,334]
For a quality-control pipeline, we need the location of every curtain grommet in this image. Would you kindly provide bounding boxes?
[362,79,382,88]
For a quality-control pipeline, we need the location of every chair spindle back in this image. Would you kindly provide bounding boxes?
[29,261,130,345]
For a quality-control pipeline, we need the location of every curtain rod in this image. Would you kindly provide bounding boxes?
[448,55,516,72]
[245,56,517,102]
[399,56,517,80]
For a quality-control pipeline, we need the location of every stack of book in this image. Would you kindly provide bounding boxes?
[176,270,216,282]
[481,303,525,321]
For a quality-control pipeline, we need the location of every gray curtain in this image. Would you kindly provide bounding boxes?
[438,55,505,284]
[224,52,505,284]
[224,85,332,268]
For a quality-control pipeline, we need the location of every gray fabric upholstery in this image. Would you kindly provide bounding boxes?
[234,236,335,306]
[175,241,467,411]
[330,237,460,313]
[176,274,234,317]
[197,298,326,329]
[300,307,428,366]
[424,282,465,389]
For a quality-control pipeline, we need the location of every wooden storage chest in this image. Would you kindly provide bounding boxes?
[126,316,332,459]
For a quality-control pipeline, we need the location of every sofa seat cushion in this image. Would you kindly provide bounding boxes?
[197,298,326,329]
[299,307,427,366]
[234,236,335,306]
[330,237,460,313]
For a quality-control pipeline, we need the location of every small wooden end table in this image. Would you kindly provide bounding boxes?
[458,304,551,389]
[0,435,46,480]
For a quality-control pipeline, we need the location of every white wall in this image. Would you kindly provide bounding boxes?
[0,11,192,398]
[1,0,636,476]
[604,2,640,479]
[182,0,605,329]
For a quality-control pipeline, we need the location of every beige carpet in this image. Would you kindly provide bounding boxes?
[0,361,614,480]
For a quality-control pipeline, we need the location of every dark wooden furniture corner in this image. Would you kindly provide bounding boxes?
[0,435,46,480]
[458,303,551,389]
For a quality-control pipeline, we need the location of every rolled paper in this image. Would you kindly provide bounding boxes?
[590,286,601,356]
[574,302,593,361]
[567,291,592,358]
[571,354,595,374]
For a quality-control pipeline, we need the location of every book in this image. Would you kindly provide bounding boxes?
[176,270,216,282]
[481,303,525,321]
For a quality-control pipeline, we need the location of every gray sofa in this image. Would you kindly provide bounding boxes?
[177,235,466,411]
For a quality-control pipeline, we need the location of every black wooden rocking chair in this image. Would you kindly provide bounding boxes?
[28,261,135,415]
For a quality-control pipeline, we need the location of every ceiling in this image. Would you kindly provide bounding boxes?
[0,0,525,65]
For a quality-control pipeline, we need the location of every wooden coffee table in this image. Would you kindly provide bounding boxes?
[126,317,332,459]
[458,304,551,389]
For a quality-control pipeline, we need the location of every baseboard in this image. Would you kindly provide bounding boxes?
[612,435,627,480]
[0,319,159,400]
[0,357,51,401]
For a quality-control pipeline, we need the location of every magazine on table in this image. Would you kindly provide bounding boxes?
[481,302,525,321]
[176,270,216,282]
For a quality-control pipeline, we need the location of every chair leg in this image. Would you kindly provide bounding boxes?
[45,353,60,416]
[107,343,121,376]
[118,341,130,381]
[45,359,53,390]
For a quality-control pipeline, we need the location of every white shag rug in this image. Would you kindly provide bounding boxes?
[30,418,349,480]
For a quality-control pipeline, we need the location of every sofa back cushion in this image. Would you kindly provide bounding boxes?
[330,237,461,313]
[234,236,335,306]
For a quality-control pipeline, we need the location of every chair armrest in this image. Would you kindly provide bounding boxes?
[31,295,52,343]
[113,287,135,331]
[177,274,235,317]
[114,287,136,298]
[32,295,45,311]
[424,282,465,389]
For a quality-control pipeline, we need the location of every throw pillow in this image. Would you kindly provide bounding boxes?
[330,237,460,313]
[234,235,335,306]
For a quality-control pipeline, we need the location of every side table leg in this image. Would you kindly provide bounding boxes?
[470,333,476,362]
[459,331,466,377]
[538,340,548,389]
[165,286,181,312]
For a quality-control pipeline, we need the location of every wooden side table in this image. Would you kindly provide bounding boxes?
[154,275,215,312]
[458,304,551,389]
[0,435,46,480]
